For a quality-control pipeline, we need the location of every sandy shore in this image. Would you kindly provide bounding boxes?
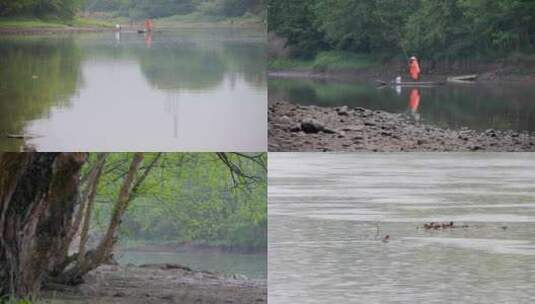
[269,101,535,152]
[43,264,266,304]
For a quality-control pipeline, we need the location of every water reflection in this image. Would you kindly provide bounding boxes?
[269,153,535,304]
[409,89,420,118]
[0,37,82,150]
[269,77,535,132]
[0,29,266,151]
[118,248,267,280]
[144,32,152,48]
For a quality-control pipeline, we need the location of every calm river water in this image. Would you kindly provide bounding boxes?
[117,247,267,280]
[0,29,266,151]
[269,77,535,132]
[269,153,535,304]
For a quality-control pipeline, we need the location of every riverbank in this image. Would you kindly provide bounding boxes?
[269,101,535,152]
[0,17,114,35]
[0,13,264,35]
[120,242,267,255]
[43,264,266,304]
[268,50,535,83]
[153,13,265,29]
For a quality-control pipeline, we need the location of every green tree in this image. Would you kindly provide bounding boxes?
[0,0,84,19]
[268,0,327,58]
[0,152,266,298]
[268,0,535,60]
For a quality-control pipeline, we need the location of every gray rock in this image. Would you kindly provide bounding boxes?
[289,124,302,132]
[279,115,292,125]
[301,118,325,134]
[336,106,350,116]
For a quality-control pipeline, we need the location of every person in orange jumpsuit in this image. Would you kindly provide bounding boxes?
[145,18,153,32]
[409,56,421,81]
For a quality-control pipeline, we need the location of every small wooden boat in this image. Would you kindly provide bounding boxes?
[376,79,446,87]
[447,74,478,83]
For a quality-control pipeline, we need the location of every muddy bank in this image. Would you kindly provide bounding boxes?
[43,264,266,304]
[269,101,535,152]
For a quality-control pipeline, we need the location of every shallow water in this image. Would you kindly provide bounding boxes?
[117,248,267,280]
[269,77,535,132]
[0,29,266,151]
[269,153,535,304]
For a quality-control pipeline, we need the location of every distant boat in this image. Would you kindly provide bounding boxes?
[376,79,446,87]
[446,74,478,83]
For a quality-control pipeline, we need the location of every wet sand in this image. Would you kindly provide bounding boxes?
[268,101,535,152]
[43,264,266,304]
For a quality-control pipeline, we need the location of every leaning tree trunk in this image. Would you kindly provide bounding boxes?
[55,153,145,284]
[0,152,87,298]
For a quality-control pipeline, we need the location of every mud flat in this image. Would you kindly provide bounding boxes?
[268,101,535,152]
[43,264,266,304]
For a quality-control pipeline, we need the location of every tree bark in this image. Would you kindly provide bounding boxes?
[55,153,145,284]
[0,153,86,297]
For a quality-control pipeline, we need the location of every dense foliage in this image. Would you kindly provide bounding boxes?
[85,0,265,19]
[268,0,535,59]
[0,0,84,19]
[0,0,264,20]
[91,153,267,250]
[0,152,265,298]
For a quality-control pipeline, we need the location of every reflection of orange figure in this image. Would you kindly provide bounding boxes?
[409,56,421,80]
[409,89,420,112]
[145,18,153,32]
[145,32,153,48]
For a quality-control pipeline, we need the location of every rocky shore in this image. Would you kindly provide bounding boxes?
[43,264,266,304]
[269,101,535,152]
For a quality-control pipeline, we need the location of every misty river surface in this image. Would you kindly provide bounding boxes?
[269,77,535,133]
[0,29,266,151]
[269,153,535,304]
[116,248,266,280]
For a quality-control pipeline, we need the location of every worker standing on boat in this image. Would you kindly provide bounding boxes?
[409,56,421,81]
[145,18,153,32]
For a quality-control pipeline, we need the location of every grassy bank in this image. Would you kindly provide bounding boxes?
[269,51,379,72]
[0,13,263,32]
[155,12,264,28]
[0,17,113,29]
[89,10,265,29]
[269,50,535,81]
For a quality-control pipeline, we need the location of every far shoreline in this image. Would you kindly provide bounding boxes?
[267,65,535,84]
[119,242,267,255]
[0,15,265,36]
